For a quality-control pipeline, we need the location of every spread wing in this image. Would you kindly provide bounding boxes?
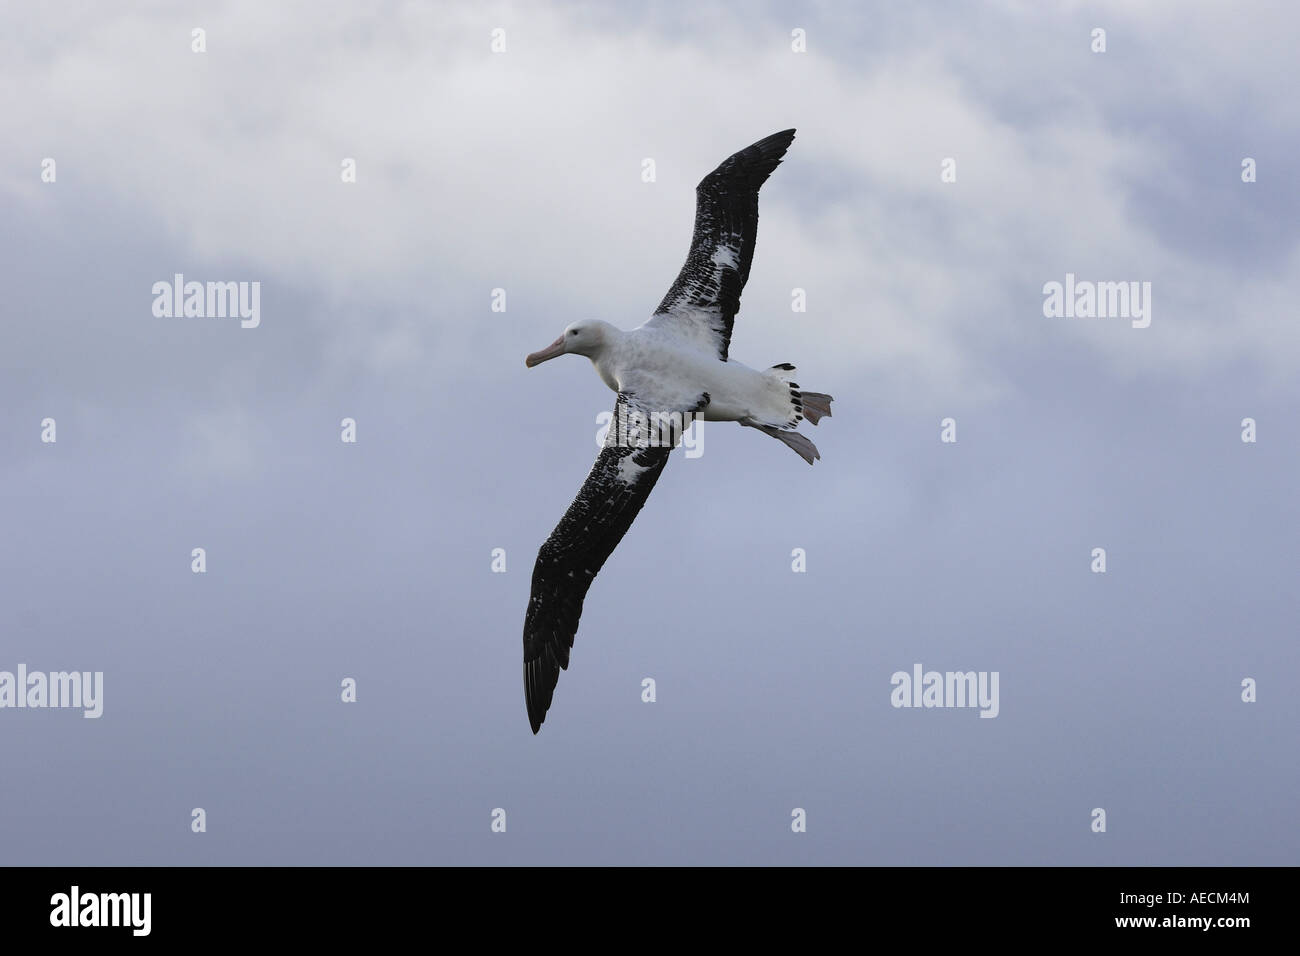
[523,395,677,734]
[642,129,796,360]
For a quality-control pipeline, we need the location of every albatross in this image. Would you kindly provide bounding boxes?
[522,129,832,733]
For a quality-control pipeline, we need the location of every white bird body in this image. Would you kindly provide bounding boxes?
[581,320,794,426]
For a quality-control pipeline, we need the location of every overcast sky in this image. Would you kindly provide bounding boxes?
[1,0,1296,864]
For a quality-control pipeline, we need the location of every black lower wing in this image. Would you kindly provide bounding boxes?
[523,436,671,734]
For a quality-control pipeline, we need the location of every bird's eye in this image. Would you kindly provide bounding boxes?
[569,329,578,336]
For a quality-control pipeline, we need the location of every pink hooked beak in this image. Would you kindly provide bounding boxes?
[525,335,566,368]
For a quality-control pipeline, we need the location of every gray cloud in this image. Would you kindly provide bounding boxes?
[0,0,1295,864]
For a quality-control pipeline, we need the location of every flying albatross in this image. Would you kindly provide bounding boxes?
[522,129,832,733]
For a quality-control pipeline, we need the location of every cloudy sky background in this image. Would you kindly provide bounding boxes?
[1,0,1296,864]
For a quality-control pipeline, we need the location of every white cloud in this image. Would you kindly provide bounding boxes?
[1,0,1295,406]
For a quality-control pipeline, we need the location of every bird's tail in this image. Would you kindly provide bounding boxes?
[799,391,834,425]
[742,365,833,465]
[766,363,834,428]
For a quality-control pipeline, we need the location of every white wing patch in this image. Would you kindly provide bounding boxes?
[617,452,653,484]
[711,245,739,270]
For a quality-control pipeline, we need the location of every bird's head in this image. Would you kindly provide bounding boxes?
[525,321,609,367]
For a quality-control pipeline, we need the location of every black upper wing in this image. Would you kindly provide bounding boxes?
[645,129,796,360]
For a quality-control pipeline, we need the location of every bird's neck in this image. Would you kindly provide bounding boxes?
[588,324,625,392]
